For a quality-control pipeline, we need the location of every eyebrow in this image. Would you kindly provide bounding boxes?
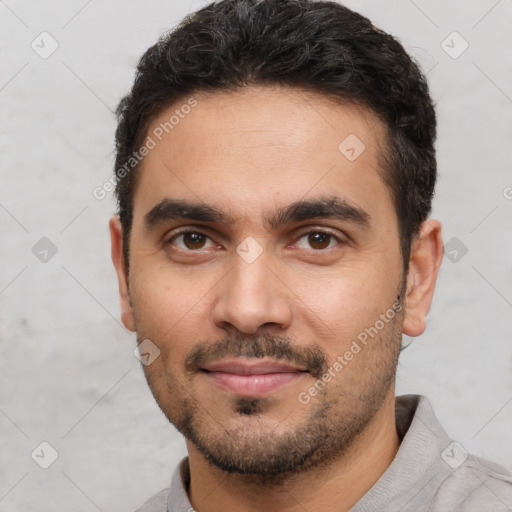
[144,196,371,231]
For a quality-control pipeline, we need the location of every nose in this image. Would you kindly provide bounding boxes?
[212,249,293,335]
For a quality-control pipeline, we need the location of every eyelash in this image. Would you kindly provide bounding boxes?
[166,228,344,252]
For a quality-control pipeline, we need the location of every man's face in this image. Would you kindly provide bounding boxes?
[118,86,407,477]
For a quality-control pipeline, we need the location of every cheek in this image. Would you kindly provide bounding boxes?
[130,267,215,356]
[288,264,400,352]
[132,261,198,318]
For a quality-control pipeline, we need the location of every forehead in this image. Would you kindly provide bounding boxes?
[132,86,395,229]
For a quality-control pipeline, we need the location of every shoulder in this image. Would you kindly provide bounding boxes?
[133,456,191,512]
[133,488,169,512]
[433,453,512,511]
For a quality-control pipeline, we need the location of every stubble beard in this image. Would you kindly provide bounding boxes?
[140,307,403,484]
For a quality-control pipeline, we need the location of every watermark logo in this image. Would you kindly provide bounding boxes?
[441,31,469,59]
[32,237,58,263]
[338,134,366,162]
[444,236,468,263]
[31,32,59,59]
[31,441,59,469]
[236,236,263,264]
[441,441,468,469]
[134,339,161,366]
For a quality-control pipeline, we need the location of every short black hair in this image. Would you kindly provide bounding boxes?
[114,0,436,271]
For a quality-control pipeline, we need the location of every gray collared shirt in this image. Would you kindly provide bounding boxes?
[135,395,512,511]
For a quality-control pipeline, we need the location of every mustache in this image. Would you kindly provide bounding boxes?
[185,333,328,379]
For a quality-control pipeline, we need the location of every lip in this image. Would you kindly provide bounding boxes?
[202,358,306,375]
[201,358,307,397]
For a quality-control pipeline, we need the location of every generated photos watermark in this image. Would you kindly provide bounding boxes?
[298,300,403,405]
[93,97,197,200]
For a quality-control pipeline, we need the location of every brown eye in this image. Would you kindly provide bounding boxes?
[183,233,206,249]
[295,231,339,250]
[308,232,331,249]
[171,232,215,251]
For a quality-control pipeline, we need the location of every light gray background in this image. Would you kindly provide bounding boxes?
[1,0,511,510]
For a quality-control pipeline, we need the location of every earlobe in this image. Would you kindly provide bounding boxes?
[109,216,136,332]
[402,219,444,338]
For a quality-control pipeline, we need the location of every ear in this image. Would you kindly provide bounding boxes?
[402,219,443,337]
[109,216,136,332]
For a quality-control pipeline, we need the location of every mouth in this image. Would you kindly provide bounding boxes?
[200,358,308,397]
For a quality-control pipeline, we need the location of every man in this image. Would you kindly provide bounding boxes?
[109,1,512,510]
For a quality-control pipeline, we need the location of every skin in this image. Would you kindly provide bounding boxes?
[110,85,443,512]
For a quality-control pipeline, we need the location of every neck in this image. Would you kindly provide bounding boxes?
[186,390,399,512]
